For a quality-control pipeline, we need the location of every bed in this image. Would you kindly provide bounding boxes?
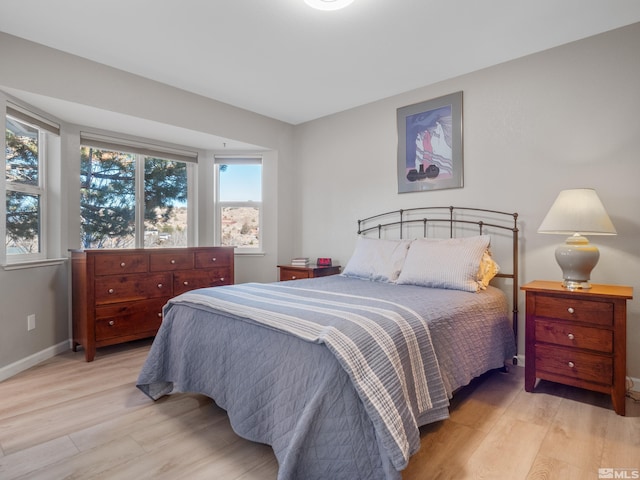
[136,206,519,480]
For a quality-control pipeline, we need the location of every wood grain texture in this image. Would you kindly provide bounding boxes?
[0,340,638,479]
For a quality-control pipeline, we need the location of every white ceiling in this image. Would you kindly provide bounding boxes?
[2,0,640,147]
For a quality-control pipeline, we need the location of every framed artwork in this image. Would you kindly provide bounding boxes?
[397,91,463,193]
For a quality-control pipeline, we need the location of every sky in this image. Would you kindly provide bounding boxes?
[219,164,262,202]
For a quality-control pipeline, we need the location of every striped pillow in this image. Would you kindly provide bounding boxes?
[396,235,491,292]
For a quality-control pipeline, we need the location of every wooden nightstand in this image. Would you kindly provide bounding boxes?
[277,264,341,281]
[521,280,633,415]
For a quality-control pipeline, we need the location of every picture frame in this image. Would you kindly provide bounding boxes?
[397,91,463,193]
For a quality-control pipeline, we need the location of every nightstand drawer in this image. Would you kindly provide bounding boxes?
[535,319,613,353]
[280,268,311,281]
[535,295,613,326]
[535,344,612,385]
[278,264,341,281]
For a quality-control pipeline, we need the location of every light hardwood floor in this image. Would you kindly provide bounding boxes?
[0,340,638,480]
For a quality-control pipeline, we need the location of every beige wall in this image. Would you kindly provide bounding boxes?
[293,23,640,376]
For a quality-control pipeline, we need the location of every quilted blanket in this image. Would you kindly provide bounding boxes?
[137,276,515,480]
[167,282,449,469]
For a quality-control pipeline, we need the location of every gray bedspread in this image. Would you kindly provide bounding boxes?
[137,276,515,480]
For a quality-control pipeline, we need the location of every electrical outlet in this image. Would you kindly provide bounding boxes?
[27,314,36,331]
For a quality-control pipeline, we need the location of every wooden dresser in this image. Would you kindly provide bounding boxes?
[521,280,632,415]
[71,247,234,361]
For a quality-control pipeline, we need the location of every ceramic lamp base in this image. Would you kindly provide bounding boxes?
[555,234,599,290]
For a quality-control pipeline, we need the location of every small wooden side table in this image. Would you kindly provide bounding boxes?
[277,264,341,281]
[521,280,633,415]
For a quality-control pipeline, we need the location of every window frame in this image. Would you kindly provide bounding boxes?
[3,110,55,264]
[79,133,196,249]
[214,155,263,254]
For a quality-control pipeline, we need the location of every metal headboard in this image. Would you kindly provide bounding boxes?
[357,206,519,355]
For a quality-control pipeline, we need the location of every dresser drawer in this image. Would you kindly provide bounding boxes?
[95,298,166,341]
[535,319,613,353]
[195,249,233,269]
[95,273,172,305]
[149,252,194,271]
[94,253,148,276]
[535,344,612,386]
[535,295,613,326]
[173,268,232,295]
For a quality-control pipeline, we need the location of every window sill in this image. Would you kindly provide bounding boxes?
[2,257,67,271]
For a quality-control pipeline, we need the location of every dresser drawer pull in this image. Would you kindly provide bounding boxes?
[108,320,115,326]
[183,281,189,286]
[120,262,126,267]
[170,259,176,264]
[567,333,575,340]
[292,276,297,280]
[567,307,575,314]
[157,283,163,288]
[108,288,114,294]
[157,312,162,318]
[568,361,575,368]
[212,257,217,262]
[220,277,225,282]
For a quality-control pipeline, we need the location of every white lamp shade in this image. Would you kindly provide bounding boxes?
[537,188,616,235]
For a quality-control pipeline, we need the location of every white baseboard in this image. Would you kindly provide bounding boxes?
[0,340,70,382]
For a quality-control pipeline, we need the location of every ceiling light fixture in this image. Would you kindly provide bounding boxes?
[304,0,355,11]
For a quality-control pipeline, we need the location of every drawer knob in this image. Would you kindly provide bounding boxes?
[220,277,225,282]
[108,288,114,294]
[170,259,176,264]
[212,257,217,262]
[157,283,163,288]
[120,262,126,267]
[183,281,189,286]
[567,333,575,340]
[157,312,162,317]
[292,276,297,280]
[108,320,115,326]
[567,307,575,314]
[568,361,575,368]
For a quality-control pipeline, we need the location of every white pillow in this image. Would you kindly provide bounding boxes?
[396,235,491,292]
[342,237,411,283]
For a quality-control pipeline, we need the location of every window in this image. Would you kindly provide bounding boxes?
[4,107,59,262]
[80,133,194,249]
[215,156,262,252]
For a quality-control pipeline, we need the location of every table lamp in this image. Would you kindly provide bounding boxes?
[537,188,616,289]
